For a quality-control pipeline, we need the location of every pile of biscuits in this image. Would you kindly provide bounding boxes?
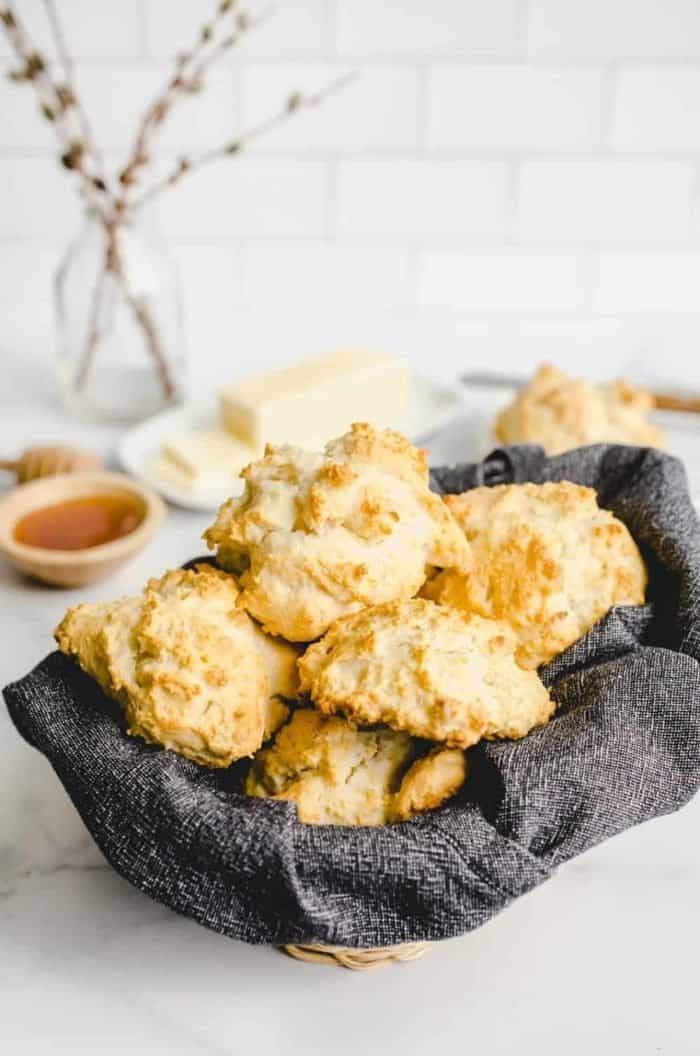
[56,422,647,827]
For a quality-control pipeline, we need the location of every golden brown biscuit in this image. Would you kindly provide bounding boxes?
[392,746,468,823]
[55,565,300,767]
[203,422,472,642]
[298,599,553,748]
[245,707,467,825]
[494,363,664,454]
[423,482,647,669]
[241,607,300,738]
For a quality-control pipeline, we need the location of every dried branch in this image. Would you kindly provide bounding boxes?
[115,2,272,210]
[76,261,109,390]
[119,275,175,400]
[0,1,352,405]
[41,0,109,192]
[1,3,110,213]
[131,73,356,211]
[76,224,175,398]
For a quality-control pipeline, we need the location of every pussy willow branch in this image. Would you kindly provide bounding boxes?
[41,0,108,190]
[0,0,351,220]
[76,260,109,390]
[131,73,356,212]
[115,2,272,212]
[1,3,109,216]
[0,0,353,402]
[77,226,175,397]
[180,6,271,95]
[118,271,175,400]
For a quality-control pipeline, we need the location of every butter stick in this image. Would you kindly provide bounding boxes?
[220,351,411,450]
[156,428,258,492]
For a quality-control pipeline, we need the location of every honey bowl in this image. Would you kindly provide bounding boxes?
[0,471,166,587]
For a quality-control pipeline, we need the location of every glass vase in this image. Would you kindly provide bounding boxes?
[54,209,186,423]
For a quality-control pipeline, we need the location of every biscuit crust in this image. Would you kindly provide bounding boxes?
[423,482,647,669]
[298,599,553,748]
[245,707,467,825]
[55,565,299,767]
[495,363,664,455]
[203,422,472,642]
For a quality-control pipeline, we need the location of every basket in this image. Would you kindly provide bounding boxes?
[4,444,700,953]
[281,942,431,970]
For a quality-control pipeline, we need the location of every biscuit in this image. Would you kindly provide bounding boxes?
[55,565,300,767]
[298,598,553,747]
[203,422,472,642]
[494,363,664,455]
[422,482,647,669]
[245,707,467,825]
[392,746,468,823]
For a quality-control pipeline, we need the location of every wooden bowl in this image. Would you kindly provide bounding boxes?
[0,472,166,587]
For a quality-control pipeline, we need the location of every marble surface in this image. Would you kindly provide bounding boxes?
[1,362,699,1055]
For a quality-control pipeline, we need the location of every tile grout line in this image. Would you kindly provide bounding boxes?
[507,159,521,244]
[516,0,531,58]
[598,62,618,152]
[326,0,339,58]
[324,157,339,243]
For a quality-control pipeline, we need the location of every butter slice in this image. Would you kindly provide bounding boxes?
[220,351,411,450]
[157,428,258,491]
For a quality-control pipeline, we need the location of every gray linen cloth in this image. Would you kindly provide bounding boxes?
[5,443,700,948]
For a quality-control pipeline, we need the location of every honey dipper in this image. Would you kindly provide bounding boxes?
[0,445,102,484]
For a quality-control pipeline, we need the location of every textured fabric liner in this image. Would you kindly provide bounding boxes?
[5,443,700,947]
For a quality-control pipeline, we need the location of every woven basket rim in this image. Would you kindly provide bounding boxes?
[282,941,431,969]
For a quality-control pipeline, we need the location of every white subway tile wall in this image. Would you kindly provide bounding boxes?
[427,66,605,152]
[336,161,511,239]
[517,160,695,243]
[336,0,521,59]
[1,0,700,385]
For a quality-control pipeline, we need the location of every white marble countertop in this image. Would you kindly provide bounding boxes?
[1,362,699,1056]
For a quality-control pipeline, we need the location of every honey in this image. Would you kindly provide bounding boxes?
[13,494,145,551]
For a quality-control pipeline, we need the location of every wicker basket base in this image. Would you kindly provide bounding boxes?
[281,941,431,970]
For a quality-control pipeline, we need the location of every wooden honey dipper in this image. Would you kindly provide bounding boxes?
[0,445,102,484]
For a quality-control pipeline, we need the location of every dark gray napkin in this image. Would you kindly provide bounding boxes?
[5,444,700,948]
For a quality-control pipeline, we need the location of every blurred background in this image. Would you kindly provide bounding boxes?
[3,0,700,398]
